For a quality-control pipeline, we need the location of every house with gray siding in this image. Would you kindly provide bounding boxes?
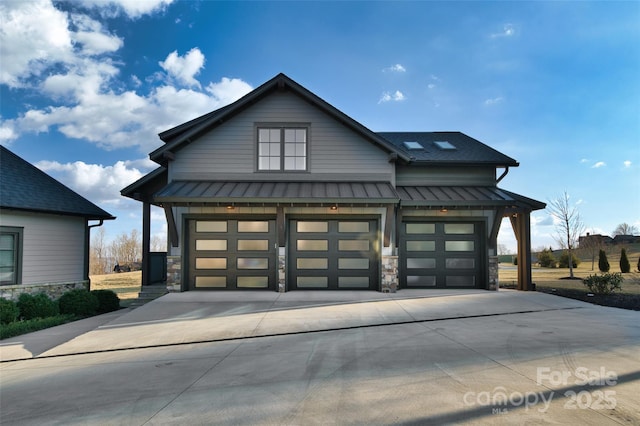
[0,146,114,301]
[123,74,544,292]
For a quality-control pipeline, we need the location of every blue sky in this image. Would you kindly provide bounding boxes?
[1,0,639,252]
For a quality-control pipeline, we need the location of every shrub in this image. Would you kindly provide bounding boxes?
[513,256,517,266]
[598,249,610,273]
[538,249,556,268]
[558,252,581,268]
[0,315,75,340]
[17,293,59,320]
[91,290,120,314]
[0,299,20,324]
[583,272,624,295]
[637,256,640,273]
[58,290,99,317]
[619,248,630,273]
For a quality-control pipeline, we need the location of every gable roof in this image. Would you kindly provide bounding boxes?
[378,132,519,166]
[149,73,410,166]
[0,146,115,220]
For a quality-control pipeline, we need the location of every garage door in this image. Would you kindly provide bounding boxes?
[188,218,277,290]
[400,221,483,288]
[289,218,378,290]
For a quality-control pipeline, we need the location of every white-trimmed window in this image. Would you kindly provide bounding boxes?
[0,227,22,285]
[258,127,307,171]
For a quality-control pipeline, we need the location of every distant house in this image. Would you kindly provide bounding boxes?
[612,234,640,245]
[0,146,115,301]
[578,233,614,247]
[123,74,545,292]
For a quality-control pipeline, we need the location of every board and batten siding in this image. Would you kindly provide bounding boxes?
[170,91,394,182]
[395,165,496,186]
[0,211,86,285]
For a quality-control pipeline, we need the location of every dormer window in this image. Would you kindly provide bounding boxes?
[258,126,308,171]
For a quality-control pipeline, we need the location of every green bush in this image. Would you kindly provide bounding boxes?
[619,248,630,273]
[583,272,623,295]
[598,249,610,273]
[17,293,59,320]
[537,249,556,268]
[0,299,20,324]
[58,290,99,317]
[637,256,640,272]
[558,252,581,268]
[91,290,120,314]
[0,315,75,340]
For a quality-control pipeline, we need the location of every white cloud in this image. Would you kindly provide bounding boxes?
[427,83,436,90]
[484,97,504,106]
[491,23,516,39]
[580,158,590,163]
[35,159,146,207]
[77,0,174,19]
[0,118,17,144]
[378,90,406,104]
[623,160,632,168]
[592,161,606,168]
[205,77,253,104]
[383,64,406,73]
[159,48,205,87]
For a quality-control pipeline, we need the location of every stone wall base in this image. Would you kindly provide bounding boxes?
[1,280,90,302]
[488,255,499,291]
[166,255,182,292]
[381,256,398,292]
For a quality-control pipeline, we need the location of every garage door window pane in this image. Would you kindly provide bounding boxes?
[195,258,226,269]
[238,221,269,232]
[196,221,227,233]
[297,240,328,251]
[446,258,475,269]
[297,276,328,288]
[445,241,475,251]
[237,276,269,288]
[446,276,475,286]
[339,258,369,269]
[237,240,269,251]
[237,258,269,269]
[339,277,369,288]
[195,276,226,287]
[338,222,369,233]
[407,275,436,287]
[407,258,436,269]
[444,224,474,234]
[196,240,227,251]
[297,258,328,269]
[406,223,435,234]
[297,221,328,233]
[406,241,435,251]
[339,240,369,251]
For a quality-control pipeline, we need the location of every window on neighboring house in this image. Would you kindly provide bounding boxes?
[258,126,308,171]
[0,227,22,285]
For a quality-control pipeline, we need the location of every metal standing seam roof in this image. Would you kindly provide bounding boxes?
[154,181,400,204]
[397,185,545,210]
[0,146,115,220]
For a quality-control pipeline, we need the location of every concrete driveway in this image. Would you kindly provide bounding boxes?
[1,290,639,425]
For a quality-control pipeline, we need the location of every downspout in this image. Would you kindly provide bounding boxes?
[496,166,509,184]
[85,219,105,287]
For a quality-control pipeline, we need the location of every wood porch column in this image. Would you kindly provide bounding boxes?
[509,211,533,291]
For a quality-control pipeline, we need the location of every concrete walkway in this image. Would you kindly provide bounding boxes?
[1,290,639,425]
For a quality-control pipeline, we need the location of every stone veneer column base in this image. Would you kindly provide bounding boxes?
[278,254,286,292]
[1,281,89,302]
[381,255,398,292]
[488,256,499,290]
[166,255,182,292]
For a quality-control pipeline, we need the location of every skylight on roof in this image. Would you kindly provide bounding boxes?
[403,141,423,150]
[434,141,456,150]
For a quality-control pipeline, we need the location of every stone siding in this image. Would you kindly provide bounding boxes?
[1,280,89,302]
[488,256,499,291]
[166,256,182,292]
[381,256,398,292]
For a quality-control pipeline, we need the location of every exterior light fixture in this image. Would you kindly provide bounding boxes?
[330,205,338,210]
[440,207,448,213]
[227,205,235,210]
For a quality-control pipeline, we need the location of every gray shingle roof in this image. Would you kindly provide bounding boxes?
[0,146,115,220]
[378,132,519,166]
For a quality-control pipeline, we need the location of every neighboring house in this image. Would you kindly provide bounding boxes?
[123,74,544,292]
[612,234,640,245]
[578,233,614,248]
[0,146,115,301]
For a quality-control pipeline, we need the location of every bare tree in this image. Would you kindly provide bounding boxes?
[90,226,109,275]
[150,234,167,252]
[613,223,638,236]
[548,191,585,278]
[111,229,141,267]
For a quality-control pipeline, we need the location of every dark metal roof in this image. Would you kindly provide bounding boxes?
[154,181,400,205]
[378,132,519,166]
[397,185,545,210]
[0,146,115,220]
[121,167,167,203]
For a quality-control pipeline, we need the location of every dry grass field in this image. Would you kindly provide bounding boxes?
[90,271,141,307]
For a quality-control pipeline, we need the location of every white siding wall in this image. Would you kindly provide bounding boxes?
[0,211,85,285]
[395,165,495,186]
[170,91,393,181]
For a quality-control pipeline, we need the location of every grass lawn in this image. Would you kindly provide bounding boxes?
[90,271,141,308]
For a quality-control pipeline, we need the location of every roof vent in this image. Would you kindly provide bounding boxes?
[434,141,456,150]
[403,141,423,150]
